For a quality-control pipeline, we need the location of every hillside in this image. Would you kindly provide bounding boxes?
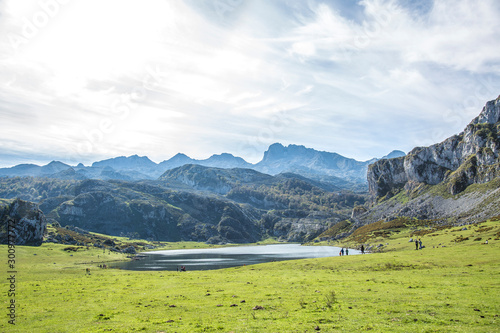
[362,96,500,224]
[0,167,367,243]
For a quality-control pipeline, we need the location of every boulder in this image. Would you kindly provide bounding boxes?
[0,199,47,245]
[122,246,137,254]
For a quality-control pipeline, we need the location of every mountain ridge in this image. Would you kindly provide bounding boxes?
[368,96,500,198]
[359,95,500,225]
[0,146,405,188]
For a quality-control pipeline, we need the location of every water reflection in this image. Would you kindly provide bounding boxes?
[111,244,359,271]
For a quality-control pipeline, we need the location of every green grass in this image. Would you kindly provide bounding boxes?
[1,221,499,332]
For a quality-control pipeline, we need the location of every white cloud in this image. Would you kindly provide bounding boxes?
[0,0,499,167]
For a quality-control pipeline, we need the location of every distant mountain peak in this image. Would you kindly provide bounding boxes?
[170,153,191,160]
[381,150,406,160]
[47,160,67,166]
[91,155,156,170]
[472,95,500,125]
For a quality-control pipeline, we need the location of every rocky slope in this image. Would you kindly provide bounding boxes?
[0,169,366,243]
[362,96,500,224]
[0,199,47,245]
[368,96,500,198]
[255,143,404,183]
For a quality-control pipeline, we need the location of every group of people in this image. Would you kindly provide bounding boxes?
[339,245,366,256]
[415,238,423,250]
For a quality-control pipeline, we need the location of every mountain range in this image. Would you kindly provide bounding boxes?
[0,164,367,243]
[0,144,405,188]
[1,95,500,245]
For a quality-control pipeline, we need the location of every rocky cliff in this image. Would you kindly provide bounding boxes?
[0,199,47,245]
[255,143,371,182]
[368,96,500,198]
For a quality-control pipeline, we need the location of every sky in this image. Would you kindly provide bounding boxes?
[0,0,499,167]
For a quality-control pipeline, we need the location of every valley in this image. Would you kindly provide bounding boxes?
[1,96,499,332]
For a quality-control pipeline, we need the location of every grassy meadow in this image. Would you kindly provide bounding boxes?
[1,220,499,332]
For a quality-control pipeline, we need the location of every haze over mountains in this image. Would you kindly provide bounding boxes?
[0,143,405,187]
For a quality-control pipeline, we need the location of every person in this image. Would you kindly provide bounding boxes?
[361,245,365,254]
[180,266,186,272]
[340,248,344,256]
[346,248,349,255]
[415,239,419,250]
[419,239,423,249]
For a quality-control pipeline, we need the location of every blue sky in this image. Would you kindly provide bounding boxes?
[0,0,499,167]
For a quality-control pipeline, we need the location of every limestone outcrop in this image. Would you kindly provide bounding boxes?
[368,96,500,198]
[0,199,47,245]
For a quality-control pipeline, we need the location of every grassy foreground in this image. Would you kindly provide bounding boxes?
[1,221,499,332]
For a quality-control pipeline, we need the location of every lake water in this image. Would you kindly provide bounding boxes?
[111,244,359,271]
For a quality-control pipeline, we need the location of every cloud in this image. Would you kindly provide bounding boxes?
[0,0,499,167]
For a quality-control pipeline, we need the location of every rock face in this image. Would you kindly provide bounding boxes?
[368,96,500,197]
[255,143,372,182]
[0,199,47,245]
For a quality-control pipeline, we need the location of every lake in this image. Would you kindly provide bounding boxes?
[111,244,359,271]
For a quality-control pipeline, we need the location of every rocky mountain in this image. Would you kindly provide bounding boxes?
[0,199,47,245]
[0,146,403,190]
[92,155,157,173]
[363,96,500,223]
[157,153,252,176]
[254,143,368,182]
[0,161,72,177]
[159,164,274,194]
[368,96,500,198]
[381,150,406,160]
[254,143,404,184]
[0,165,367,243]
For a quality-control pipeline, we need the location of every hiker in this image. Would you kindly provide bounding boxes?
[361,245,365,254]
[415,239,419,250]
[346,248,349,255]
[340,248,344,256]
[180,266,186,272]
[419,239,423,249]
